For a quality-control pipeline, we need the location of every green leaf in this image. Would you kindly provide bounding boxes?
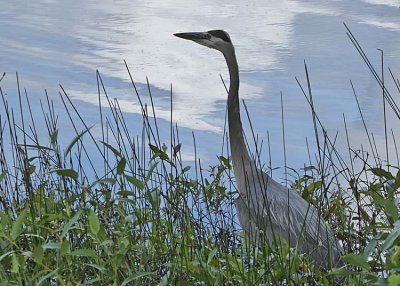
[125,174,145,190]
[173,143,182,157]
[363,238,378,260]
[12,254,18,273]
[36,269,58,286]
[389,274,400,286]
[219,156,230,168]
[65,126,93,156]
[182,166,191,173]
[370,191,398,222]
[328,267,358,276]
[117,191,135,197]
[11,208,28,241]
[18,144,55,151]
[60,209,83,239]
[146,189,160,211]
[85,263,106,273]
[341,253,371,270]
[371,278,390,286]
[207,248,218,265]
[53,168,78,181]
[27,164,36,175]
[0,250,16,261]
[90,178,116,188]
[303,165,317,172]
[149,144,169,160]
[50,129,59,145]
[70,249,97,257]
[306,180,322,192]
[100,141,122,157]
[61,239,70,254]
[88,210,100,235]
[117,158,127,175]
[121,272,153,285]
[32,246,44,263]
[395,170,400,190]
[149,144,162,154]
[0,171,6,183]
[382,227,400,251]
[370,167,395,180]
[42,242,61,249]
[145,162,158,184]
[391,246,400,266]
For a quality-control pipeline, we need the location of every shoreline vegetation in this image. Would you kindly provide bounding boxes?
[1,26,400,285]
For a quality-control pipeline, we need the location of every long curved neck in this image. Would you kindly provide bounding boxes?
[223,49,251,173]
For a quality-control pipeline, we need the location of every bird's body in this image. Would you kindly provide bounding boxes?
[174,30,343,268]
[234,162,342,267]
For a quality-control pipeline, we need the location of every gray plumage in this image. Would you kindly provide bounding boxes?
[174,29,343,268]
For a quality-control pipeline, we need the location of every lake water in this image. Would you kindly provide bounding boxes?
[1,0,400,180]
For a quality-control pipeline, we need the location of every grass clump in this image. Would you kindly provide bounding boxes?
[0,69,338,285]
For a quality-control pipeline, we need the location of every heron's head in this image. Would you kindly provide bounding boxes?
[174,30,233,54]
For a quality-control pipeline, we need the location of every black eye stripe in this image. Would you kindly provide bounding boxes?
[208,30,231,44]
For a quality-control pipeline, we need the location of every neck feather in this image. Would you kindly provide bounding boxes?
[223,49,251,172]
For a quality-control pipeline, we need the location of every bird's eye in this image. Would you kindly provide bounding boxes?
[208,30,231,43]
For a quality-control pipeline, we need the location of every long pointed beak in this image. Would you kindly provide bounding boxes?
[174,32,209,41]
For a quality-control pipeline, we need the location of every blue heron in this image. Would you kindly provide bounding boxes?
[174,30,343,268]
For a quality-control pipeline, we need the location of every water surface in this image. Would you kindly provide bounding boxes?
[1,0,399,177]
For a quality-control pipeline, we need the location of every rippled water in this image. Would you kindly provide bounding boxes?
[1,0,399,174]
